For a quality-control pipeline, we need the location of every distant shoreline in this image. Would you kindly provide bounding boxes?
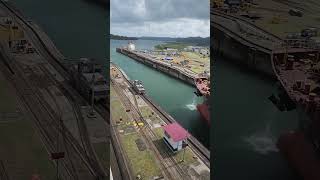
[110,34,138,40]
[110,34,210,46]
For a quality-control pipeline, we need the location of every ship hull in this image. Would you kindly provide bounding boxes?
[197,103,210,125]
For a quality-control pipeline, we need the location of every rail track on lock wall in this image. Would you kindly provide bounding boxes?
[111,77,189,180]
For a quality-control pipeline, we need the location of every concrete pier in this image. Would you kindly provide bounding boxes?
[116,47,196,86]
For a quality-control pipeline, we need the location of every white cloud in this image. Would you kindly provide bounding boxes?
[110,0,209,37]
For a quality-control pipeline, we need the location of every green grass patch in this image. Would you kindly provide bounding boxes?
[111,99,129,123]
[155,42,191,50]
[140,106,161,124]
[121,133,162,179]
[0,119,55,179]
[182,52,209,62]
[153,127,164,139]
[190,66,205,74]
[93,142,110,171]
[172,147,198,166]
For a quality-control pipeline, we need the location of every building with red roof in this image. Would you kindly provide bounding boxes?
[163,122,189,151]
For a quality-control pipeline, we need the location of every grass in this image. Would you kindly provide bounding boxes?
[153,127,164,138]
[140,106,161,124]
[173,147,199,166]
[190,66,205,74]
[155,42,191,50]
[0,118,55,179]
[249,0,320,37]
[111,99,129,123]
[93,142,110,172]
[182,52,209,63]
[121,132,162,179]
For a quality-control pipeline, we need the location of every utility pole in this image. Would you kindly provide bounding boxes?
[181,134,188,162]
[50,93,65,180]
[88,62,96,118]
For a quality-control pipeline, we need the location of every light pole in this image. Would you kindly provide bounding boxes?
[88,63,96,118]
[181,136,188,162]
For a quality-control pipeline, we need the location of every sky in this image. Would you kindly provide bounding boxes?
[110,0,210,38]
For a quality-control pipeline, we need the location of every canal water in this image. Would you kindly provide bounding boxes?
[213,58,300,180]
[111,40,210,148]
[12,0,108,73]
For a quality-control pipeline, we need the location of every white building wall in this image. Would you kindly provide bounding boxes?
[164,135,183,151]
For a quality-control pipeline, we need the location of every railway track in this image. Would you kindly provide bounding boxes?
[0,2,109,179]
[112,63,210,167]
[0,1,71,80]
[0,34,105,180]
[129,88,191,179]
[0,160,9,180]
[37,64,107,178]
[111,75,188,180]
[0,46,79,179]
[0,2,123,180]
[0,1,199,179]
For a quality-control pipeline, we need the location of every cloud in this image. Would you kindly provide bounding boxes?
[110,0,209,37]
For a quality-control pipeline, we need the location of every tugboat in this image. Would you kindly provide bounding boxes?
[194,75,210,125]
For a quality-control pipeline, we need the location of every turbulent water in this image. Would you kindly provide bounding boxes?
[244,108,279,155]
[186,95,198,111]
[213,58,300,180]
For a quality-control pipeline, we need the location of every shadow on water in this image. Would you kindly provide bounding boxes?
[82,0,109,10]
[214,54,277,83]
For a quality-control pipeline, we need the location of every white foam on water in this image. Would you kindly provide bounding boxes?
[186,95,197,111]
[244,134,278,155]
[244,117,278,155]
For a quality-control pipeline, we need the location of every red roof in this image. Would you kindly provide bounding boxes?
[163,123,189,142]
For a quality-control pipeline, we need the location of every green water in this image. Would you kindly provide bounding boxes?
[12,0,108,73]
[111,40,210,148]
[213,58,300,179]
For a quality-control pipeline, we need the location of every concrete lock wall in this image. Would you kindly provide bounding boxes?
[117,48,196,86]
[213,27,274,77]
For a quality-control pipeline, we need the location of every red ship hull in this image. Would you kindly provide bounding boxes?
[277,131,320,180]
[197,103,210,125]
[194,77,210,125]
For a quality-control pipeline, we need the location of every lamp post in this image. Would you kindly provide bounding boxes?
[181,135,188,162]
[88,63,96,118]
[50,92,65,180]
